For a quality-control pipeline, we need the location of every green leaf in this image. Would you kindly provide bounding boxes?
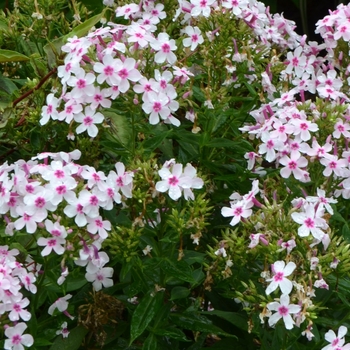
[182,250,206,265]
[142,130,172,153]
[130,291,164,344]
[153,327,189,342]
[34,338,53,346]
[49,325,88,350]
[0,107,12,128]
[205,138,238,148]
[201,310,248,331]
[170,286,190,300]
[192,86,206,103]
[160,259,196,284]
[103,110,132,147]
[0,49,30,63]
[169,313,235,338]
[142,333,158,350]
[0,74,18,95]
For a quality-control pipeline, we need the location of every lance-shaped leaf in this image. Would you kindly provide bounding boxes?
[130,291,164,344]
[0,50,30,63]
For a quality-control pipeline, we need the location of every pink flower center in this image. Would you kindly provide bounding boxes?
[54,170,65,178]
[48,239,57,247]
[107,188,114,198]
[116,177,124,187]
[161,43,170,53]
[266,140,274,149]
[94,94,103,103]
[300,122,308,130]
[288,161,297,169]
[233,207,243,216]
[95,219,103,228]
[76,204,84,214]
[118,68,129,80]
[51,229,61,237]
[168,176,179,186]
[104,66,114,76]
[26,185,35,193]
[83,116,93,126]
[192,34,198,42]
[77,79,86,89]
[12,334,22,345]
[278,305,289,316]
[274,271,284,282]
[153,102,162,112]
[56,185,66,195]
[89,196,99,206]
[8,196,17,207]
[329,161,337,169]
[292,57,299,67]
[304,217,314,228]
[35,197,46,208]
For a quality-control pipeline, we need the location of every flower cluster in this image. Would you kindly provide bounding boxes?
[0,150,134,295]
[0,246,37,346]
[155,159,204,201]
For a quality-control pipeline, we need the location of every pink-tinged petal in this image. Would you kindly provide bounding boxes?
[221,207,233,217]
[75,214,87,227]
[155,180,169,193]
[21,334,34,347]
[159,106,171,119]
[298,225,310,237]
[273,261,286,272]
[283,314,295,330]
[54,245,65,255]
[191,178,204,189]
[172,164,183,177]
[168,186,181,200]
[158,167,171,180]
[114,163,125,176]
[279,279,293,295]
[291,212,305,224]
[283,262,296,276]
[325,330,336,343]
[155,51,166,63]
[268,312,282,327]
[26,221,37,234]
[338,326,348,339]
[41,245,52,257]
[280,167,291,178]
[149,111,160,125]
[102,278,113,288]
[241,208,252,218]
[267,301,280,311]
[229,216,241,226]
[119,79,130,93]
[93,112,104,123]
[128,69,142,82]
[266,281,278,295]
[76,124,87,134]
[288,304,301,314]
[87,124,98,138]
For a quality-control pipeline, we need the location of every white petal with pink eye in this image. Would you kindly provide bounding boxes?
[155,180,169,193]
